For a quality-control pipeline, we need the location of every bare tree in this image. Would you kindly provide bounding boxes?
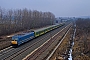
[0,7,55,36]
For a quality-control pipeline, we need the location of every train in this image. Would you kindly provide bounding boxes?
[11,23,64,46]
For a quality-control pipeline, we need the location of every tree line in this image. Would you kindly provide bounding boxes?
[0,7,55,36]
[76,18,90,33]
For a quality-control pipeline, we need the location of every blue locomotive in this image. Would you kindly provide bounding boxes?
[11,31,34,46]
[11,24,64,46]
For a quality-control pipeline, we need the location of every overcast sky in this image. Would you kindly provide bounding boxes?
[0,0,90,17]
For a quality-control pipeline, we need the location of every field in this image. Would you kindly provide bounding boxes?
[72,19,90,60]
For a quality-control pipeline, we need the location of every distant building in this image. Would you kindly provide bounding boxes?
[54,18,62,24]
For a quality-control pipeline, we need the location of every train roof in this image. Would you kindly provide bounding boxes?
[33,24,58,32]
[12,31,34,38]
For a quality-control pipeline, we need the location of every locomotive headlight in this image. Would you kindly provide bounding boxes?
[11,40,17,44]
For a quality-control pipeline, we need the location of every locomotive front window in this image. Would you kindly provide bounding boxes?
[13,40,17,41]
[12,38,18,41]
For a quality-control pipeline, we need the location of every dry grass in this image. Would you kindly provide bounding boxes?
[0,37,11,50]
[72,29,90,60]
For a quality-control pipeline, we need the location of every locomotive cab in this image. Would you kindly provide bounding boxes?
[11,36,18,47]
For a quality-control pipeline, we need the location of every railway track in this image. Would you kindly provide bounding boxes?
[0,32,53,60]
[0,22,71,60]
[23,23,72,60]
[46,24,72,60]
